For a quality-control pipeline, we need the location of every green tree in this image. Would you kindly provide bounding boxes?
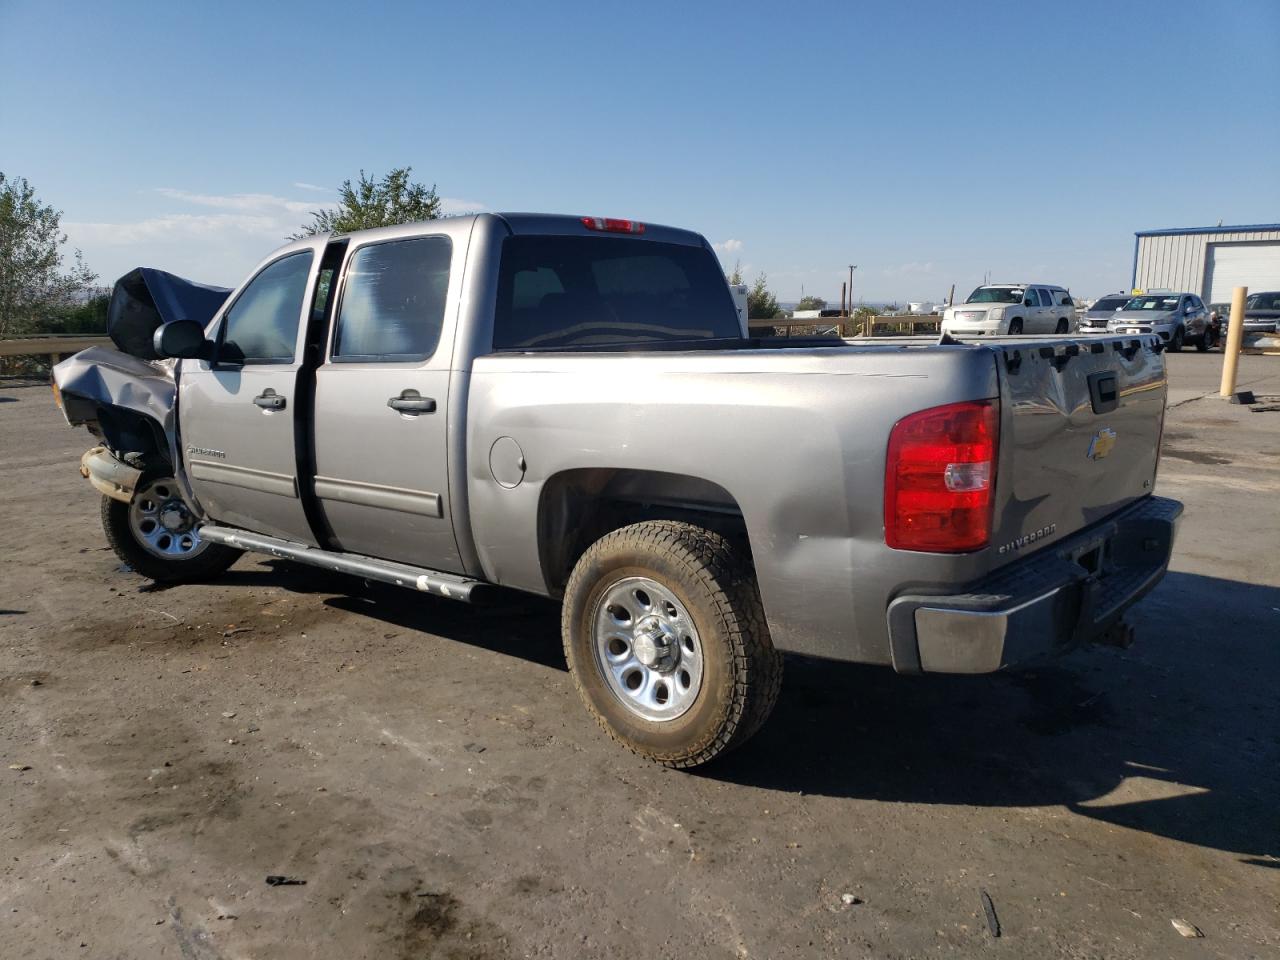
[0,173,97,338]
[291,167,444,238]
[796,295,827,312]
[747,272,784,320]
[45,294,110,335]
[725,260,744,286]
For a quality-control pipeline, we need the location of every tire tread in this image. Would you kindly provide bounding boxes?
[101,492,240,583]
[563,520,782,768]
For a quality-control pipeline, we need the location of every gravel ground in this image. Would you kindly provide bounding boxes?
[1,353,1277,959]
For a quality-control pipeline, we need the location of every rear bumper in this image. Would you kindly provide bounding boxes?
[886,496,1183,674]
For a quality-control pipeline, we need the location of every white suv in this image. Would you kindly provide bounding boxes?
[941,284,1075,336]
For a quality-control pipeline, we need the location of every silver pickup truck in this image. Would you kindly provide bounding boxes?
[53,213,1182,767]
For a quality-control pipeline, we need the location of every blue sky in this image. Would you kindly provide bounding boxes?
[3,0,1277,302]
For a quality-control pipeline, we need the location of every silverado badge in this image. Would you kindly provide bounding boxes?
[1087,428,1117,461]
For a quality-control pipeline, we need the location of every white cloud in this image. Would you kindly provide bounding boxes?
[64,188,319,285]
[439,197,487,215]
[154,187,314,215]
[713,238,744,255]
[292,181,331,193]
[66,213,284,246]
[65,186,489,285]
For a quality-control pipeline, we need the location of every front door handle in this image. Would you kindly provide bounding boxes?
[387,391,436,414]
[254,389,286,410]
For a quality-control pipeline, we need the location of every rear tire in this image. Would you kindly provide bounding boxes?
[1055,319,1069,334]
[1008,319,1024,335]
[1169,326,1185,352]
[562,520,782,768]
[1196,327,1215,352]
[101,476,240,583]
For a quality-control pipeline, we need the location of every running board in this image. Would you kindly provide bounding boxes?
[198,524,486,601]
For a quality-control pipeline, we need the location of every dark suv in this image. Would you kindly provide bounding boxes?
[1242,291,1280,334]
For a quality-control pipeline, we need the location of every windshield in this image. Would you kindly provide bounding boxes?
[493,236,742,349]
[1245,292,1280,310]
[1090,297,1128,312]
[1122,296,1180,312]
[965,286,1024,304]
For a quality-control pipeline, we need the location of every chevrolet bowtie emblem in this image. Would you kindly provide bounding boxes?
[1088,428,1117,460]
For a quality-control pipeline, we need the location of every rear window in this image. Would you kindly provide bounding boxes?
[493,236,741,350]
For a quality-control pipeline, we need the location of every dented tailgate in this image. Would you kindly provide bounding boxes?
[990,337,1166,558]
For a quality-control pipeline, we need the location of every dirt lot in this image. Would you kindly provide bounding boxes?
[2,353,1278,959]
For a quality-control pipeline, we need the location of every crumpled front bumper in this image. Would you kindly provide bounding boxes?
[887,496,1183,674]
[80,445,142,503]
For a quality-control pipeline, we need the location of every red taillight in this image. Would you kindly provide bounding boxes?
[884,399,999,553]
[580,216,645,235]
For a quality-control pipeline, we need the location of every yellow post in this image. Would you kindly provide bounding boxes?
[1219,286,1248,397]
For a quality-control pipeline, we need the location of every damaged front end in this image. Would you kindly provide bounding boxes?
[52,267,231,513]
[79,445,143,503]
[53,346,195,505]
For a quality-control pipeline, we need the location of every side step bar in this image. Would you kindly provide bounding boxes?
[198,524,487,601]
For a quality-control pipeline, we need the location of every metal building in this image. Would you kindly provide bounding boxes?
[1132,223,1280,305]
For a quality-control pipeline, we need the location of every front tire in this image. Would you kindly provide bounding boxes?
[1007,318,1024,335]
[1169,326,1185,352]
[101,476,240,583]
[562,521,782,768]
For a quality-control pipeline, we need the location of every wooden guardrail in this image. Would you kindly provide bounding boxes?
[749,315,943,338]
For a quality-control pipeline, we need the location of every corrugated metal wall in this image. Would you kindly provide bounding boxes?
[1134,228,1280,298]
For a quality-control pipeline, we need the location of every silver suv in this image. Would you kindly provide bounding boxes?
[942,284,1075,336]
[1107,292,1212,352]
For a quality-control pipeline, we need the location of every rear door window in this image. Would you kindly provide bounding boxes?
[493,236,741,349]
[332,236,451,362]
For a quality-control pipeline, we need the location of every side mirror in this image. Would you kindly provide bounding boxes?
[153,319,211,360]
[1024,298,1034,307]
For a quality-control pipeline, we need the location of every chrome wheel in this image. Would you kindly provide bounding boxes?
[592,576,703,722]
[128,478,208,560]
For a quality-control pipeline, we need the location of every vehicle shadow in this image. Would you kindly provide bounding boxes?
[215,560,567,671]
[706,571,1280,863]
[211,561,1277,861]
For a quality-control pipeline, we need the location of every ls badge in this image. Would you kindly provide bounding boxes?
[1087,427,1117,461]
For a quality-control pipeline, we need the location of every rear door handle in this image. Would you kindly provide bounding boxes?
[387,391,436,414]
[254,389,286,410]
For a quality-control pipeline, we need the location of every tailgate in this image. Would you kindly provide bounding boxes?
[990,337,1166,557]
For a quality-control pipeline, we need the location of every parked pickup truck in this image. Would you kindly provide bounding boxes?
[53,213,1182,767]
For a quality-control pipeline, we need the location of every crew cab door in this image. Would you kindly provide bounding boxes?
[179,246,323,543]
[310,232,463,572]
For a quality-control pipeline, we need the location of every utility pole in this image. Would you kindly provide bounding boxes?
[848,265,857,317]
